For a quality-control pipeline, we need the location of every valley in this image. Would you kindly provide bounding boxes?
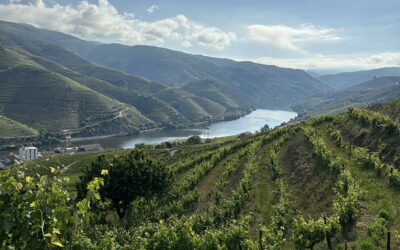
[1,3,400,248]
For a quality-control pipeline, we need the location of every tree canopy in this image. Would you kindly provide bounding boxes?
[77,149,171,218]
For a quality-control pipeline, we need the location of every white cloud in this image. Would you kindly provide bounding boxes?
[247,24,341,51]
[0,0,235,50]
[253,52,400,70]
[181,40,192,48]
[147,4,159,14]
[189,26,236,51]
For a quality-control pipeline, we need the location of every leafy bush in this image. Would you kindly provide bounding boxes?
[353,147,400,188]
[77,149,171,218]
[359,216,388,249]
[186,135,202,145]
[347,108,400,136]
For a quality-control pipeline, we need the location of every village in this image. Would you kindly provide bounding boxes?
[0,127,260,171]
[0,143,104,170]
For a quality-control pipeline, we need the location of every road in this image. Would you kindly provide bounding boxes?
[62,108,129,134]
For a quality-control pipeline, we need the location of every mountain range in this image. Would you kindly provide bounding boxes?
[316,67,400,89]
[293,76,400,117]
[0,20,330,138]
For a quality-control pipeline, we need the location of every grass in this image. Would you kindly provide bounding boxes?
[316,122,400,248]
[194,153,234,212]
[280,131,336,218]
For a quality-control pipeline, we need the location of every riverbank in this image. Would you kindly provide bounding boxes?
[66,109,297,149]
[1,108,296,151]
[57,109,254,143]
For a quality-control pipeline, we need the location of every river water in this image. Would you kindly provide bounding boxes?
[69,109,297,149]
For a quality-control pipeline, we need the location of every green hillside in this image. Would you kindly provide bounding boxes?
[0,25,254,138]
[31,43,165,96]
[154,87,249,122]
[0,21,331,110]
[28,52,189,127]
[318,67,400,90]
[0,114,38,138]
[83,45,330,109]
[293,76,400,118]
[183,79,245,109]
[8,98,400,248]
[0,46,153,136]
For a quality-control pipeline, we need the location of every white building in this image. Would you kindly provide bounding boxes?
[19,146,39,161]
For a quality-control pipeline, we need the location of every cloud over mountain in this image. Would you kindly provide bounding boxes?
[247,24,341,51]
[255,52,400,70]
[0,0,235,50]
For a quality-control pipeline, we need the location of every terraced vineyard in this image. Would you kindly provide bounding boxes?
[3,99,400,249]
[0,114,38,138]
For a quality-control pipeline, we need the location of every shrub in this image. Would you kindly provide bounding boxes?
[186,135,202,145]
[77,149,171,218]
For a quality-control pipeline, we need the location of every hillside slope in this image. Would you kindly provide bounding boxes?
[0,20,330,110]
[19,97,400,249]
[0,23,253,137]
[0,46,154,136]
[83,45,330,108]
[293,76,400,117]
[0,114,38,138]
[318,67,400,89]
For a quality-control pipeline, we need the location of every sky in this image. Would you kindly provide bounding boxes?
[0,0,399,72]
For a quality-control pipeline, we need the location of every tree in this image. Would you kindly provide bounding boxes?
[186,135,202,145]
[77,150,171,219]
[261,124,270,134]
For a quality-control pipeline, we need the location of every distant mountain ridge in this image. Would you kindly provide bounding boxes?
[80,44,330,109]
[293,76,400,117]
[317,67,400,90]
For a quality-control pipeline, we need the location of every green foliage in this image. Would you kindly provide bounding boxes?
[186,135,202,145]
[292,217,326,249]
[260,124,270,134]
[3,100,400,248]
[301,125,360,242]
[303,126,344,174]
[347,107,400,137]
[0,169,72,248]
[353,146,400,188]
[0,167,117,249]
[333,169,359,231]
[77,149,171,218]
[359,216,388,249]
[260,129,295,249]
[329,129,344,148]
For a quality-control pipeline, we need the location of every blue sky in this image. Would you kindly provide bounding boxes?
[0,0,399,72]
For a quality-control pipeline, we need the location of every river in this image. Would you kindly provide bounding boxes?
[68,109,297,149]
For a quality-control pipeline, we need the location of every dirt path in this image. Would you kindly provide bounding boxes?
[194,154,234,212]
[62,108,129,134]
[60,160,78,174]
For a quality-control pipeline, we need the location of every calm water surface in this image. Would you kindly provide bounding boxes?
[70,109,297,149]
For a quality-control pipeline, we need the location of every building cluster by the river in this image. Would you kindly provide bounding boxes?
[0,143,104,170]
